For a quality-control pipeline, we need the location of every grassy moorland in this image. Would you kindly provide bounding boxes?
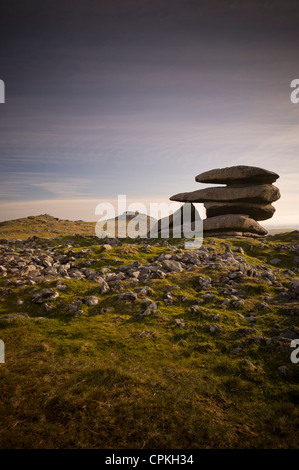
[0,217,298,449]
[0,214,96,239]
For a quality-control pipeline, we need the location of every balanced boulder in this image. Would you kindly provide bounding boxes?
[204,201,275,221]
[170,184,280,204]
[202,214,268,235]
[195,165,279,186]
[169,165,280,238]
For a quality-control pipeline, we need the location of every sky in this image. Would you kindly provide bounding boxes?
[0,0,299,227]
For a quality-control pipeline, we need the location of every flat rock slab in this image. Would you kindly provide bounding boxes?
[202,214,268,235]
[170,184,280,204]
[195,165,279,185]
[204,201,275,221]
[203,232,265,239]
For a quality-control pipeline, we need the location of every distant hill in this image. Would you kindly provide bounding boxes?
[267,228,299,235]
[97,211,157,238]
[0,212,156,240]
[0,214,96,240]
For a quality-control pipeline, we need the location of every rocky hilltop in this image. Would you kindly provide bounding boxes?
[0,228,299,448]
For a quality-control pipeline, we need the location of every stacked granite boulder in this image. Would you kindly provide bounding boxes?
[170,165,280,237]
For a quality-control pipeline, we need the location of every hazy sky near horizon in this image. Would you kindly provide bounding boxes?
[0,0,299,226]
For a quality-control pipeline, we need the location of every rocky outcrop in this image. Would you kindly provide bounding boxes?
[170,165,280,237]
[149,202,201,236]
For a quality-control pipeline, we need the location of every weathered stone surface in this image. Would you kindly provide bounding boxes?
[118,291,138,301]
[279,325,299,339]
[195,165,279,185]
[32,288,59,304]
[202,231,264,238]
[204,201,275,221]
[161,259,183,272]
[202,214,268,235]
[170,184,280,204]
[84,295,99,306]
[0,313,29,321]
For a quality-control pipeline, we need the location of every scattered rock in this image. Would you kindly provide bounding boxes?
[99,281,110,294]
[138,330,156,337]
[270,258,281,265]
[279,326,299,339]
[32,288,59,304]
[212,313,220,321]
[0,313,29,321]
[163,292,174,305]
[240,359,256,370]
[209,324,219,333]
[232,347,243,355]
[173,318,186,328]
[161,259,183,272]
[118,291,138,301]
[84,295,99,306]
[278,365,287,377]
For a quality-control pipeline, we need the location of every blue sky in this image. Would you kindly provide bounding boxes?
[0,0,299,226]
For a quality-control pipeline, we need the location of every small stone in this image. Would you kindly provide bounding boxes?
[279,326,299,339]
[0,313,29,321]
[210,324,219,333]
[44,303,54,312]
[84,295,99,306]
[163,292,174,305]
[138,330,156,337]
[137,286,152,295]
[270,258,281,265]
[278,365,287,377]
[68,300,83,312]
[32,288,59,304]
[232,299,245,308]
[118,291,138,301]
[173,318,186,328]
[102,244,112,250]
[99,281,110,294]
[56,283,68,291]
[191,305,201,314]
[232,347,243,355]
[161,260,183,272]
[100,307,114,314]
[241,359,256,370]
[247,316,256,322]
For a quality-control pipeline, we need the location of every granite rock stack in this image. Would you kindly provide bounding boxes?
[170,165,280,237]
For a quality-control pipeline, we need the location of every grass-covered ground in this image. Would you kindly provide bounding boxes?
[0,214,96,239]
[0,228,298,449]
